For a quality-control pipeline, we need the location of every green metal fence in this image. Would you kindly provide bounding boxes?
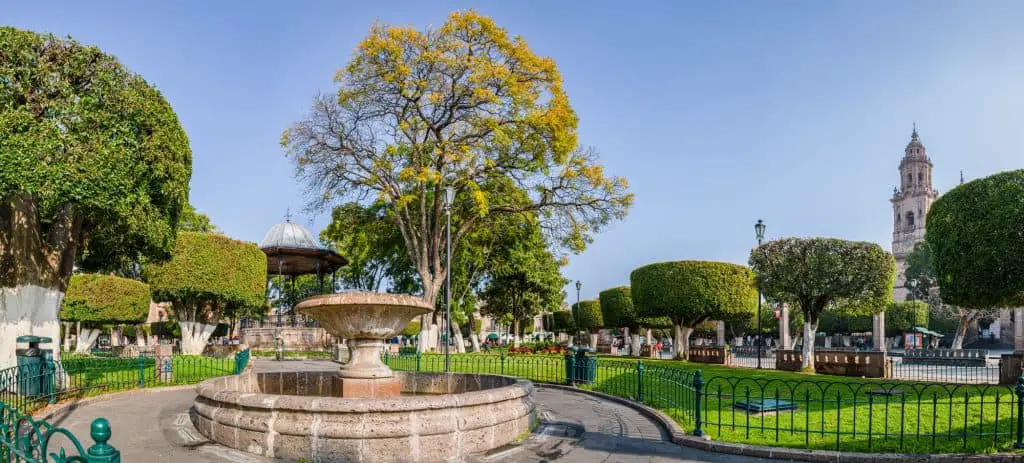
[0,349,250,462]
[382,352,1024,454]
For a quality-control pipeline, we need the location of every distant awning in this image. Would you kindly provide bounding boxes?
[907,327,944,337]
[487,333,499,340]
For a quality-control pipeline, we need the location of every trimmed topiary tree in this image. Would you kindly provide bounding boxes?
[0,28,192,368]
[572,300,603,349]
[401,320,421,338]
[630,261,757,360]
[600,286,645,355]
[551,311,575,334]
[60,274,151,353]
[885,301,929,337]
[926,170,1024,347]
[749,238,894,371]
[145,232,266,354]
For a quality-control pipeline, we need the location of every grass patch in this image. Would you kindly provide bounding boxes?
[386,353,1018,454]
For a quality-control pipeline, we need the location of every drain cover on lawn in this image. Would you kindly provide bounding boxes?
[733,399,798,413]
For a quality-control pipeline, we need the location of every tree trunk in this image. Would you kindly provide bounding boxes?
[631,327,643,356]
[1,286,65,368]
[75,328,102,354]
[801,320,818,371]
[453,327,466,353]
[676,325,693,360]
[645,328,653,345]
[623,327,631,356]
[588,332,598,350]
[136,324,147,347]
[179,321,217,355]
[468,313,481,353]
[952,317,969,350]
[513,319,521,348]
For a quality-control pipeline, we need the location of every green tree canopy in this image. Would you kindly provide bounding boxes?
[144,232,266,354]
[60,274,151,325]
[320,202,415,292]
[926,169,1024,309]
[179,204,218,234]
[599,286,639,330]
[630,261,757,358]
[749,238,894,370]
[401,320,421,337]
[549,311,574,332]
[283,11,632,305]
[572,300,603,333]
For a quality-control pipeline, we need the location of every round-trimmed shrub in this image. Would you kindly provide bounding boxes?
[599,286,638,330]
[145,232,266,309]
[61,274,151,325]
[551,311,574,332]
[926,169,1024,309]
[572,300,603,333]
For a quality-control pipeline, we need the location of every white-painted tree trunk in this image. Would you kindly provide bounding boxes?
[801,321,818,370]
[453,330,466,353]
[588,332,598,350]
[136,325,147,347]
[469,333,481,352]
[623,327,631,355]
[75,328,102,354]
[676,325,693,360]
[631,332,643,357]
[0,285,64,369]
[179,321,217,355]
[645,328,653,345]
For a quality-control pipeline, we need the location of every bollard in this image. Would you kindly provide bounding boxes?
[692,370,705,437]
[85,418,120,463]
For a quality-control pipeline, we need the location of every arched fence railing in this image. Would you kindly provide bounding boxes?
[382,352,1024,454]
[0,348,250,462]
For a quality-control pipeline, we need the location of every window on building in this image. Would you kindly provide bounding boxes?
[907,173,912,184]
[906,211,915,227]
[918,172,923,183]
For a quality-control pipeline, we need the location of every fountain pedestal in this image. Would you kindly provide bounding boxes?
[295,292,433,398]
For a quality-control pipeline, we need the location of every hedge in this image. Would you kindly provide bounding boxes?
[572,300,603,332]
[145,232,267,309]
[818,301,929,336]
[61,274,151,325]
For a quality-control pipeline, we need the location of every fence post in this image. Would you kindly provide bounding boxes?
[692,370,705,437]
[636,360,644,402]
[416,352,422,372]
[137,353,145,388]
[85,418,120,463]
[45,354,56,405]
[1015,376,1024,449]
[500,351,506,376]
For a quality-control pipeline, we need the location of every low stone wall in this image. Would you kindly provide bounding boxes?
[191,371,535,461]
[201,344,246,358]
[241,327,335,350]
[775,349,890,378]
[689,347,729,365]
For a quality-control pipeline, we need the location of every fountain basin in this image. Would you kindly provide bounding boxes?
[191,370,536,462]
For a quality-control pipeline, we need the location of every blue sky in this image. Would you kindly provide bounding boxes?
[6,1,1024,300]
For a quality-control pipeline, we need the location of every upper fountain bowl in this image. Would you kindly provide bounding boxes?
[294,292,433,340]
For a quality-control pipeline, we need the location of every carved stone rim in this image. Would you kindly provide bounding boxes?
[294,291,434,314]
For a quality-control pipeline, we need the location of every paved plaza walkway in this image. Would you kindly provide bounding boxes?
[40,359,773,462]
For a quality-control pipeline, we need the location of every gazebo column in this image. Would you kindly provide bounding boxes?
[716,321,726,347]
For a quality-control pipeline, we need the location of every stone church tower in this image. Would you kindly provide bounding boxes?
[890,126,939,301]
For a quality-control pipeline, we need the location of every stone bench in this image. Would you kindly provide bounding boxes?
[902,348,987,366]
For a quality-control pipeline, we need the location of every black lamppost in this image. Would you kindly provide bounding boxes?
[443,186,455,373]
[754,219,766,369]
[574,280,582,346]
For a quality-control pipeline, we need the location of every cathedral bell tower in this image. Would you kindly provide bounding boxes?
[891,125,939,301]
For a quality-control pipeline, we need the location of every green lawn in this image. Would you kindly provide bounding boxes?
[386,353,1018,454]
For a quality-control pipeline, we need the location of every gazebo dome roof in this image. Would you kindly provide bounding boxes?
[259,220,347,276]
[259,220,322,251]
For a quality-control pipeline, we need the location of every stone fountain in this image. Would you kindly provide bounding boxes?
[190,291,536,462]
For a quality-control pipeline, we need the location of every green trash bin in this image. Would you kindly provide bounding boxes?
[565,346,596,384]
[16,335,43,396]
[37,337,55,398]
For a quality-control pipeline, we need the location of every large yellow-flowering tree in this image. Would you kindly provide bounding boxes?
[284,11,632,346]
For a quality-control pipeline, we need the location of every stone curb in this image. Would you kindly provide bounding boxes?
[536,384,1023,462]
[32,385,197,421]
